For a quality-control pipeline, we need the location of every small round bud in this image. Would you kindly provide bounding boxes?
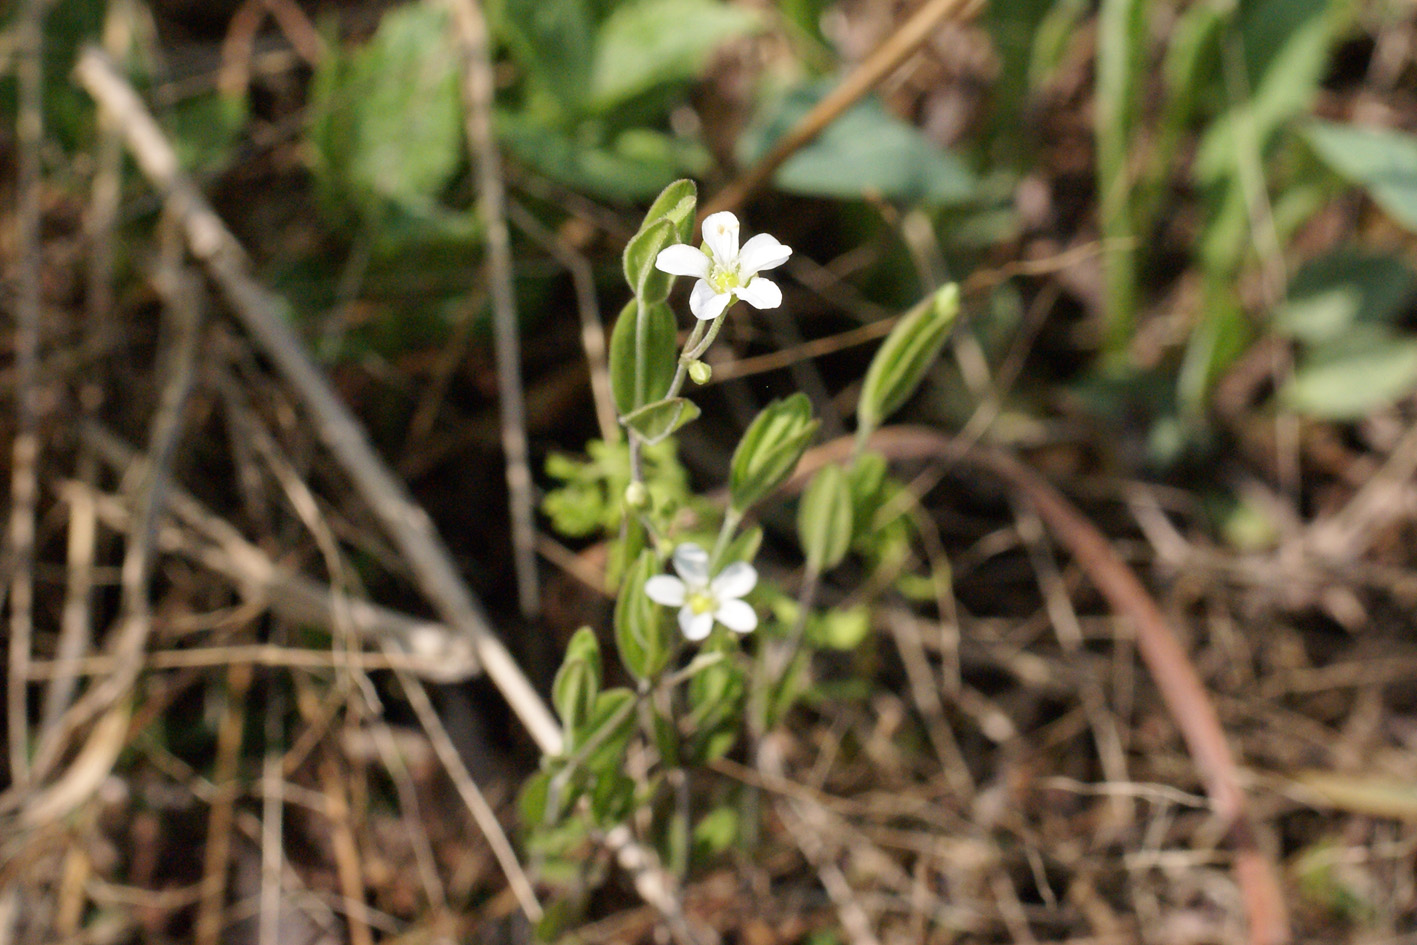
[624,481,650,509]
[686,359,712,385]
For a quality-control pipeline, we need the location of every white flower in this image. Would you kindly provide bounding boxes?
[644,543,758,641]
[654,211,792,321]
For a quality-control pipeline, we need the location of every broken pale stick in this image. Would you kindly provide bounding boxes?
[79,422,480,682]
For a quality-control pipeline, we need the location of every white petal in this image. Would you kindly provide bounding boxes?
[655,244,710,278]
[737,233,792,276]
[644,575,686,607]
[714,599,758,634]
[687,280,715,319]
[701,211,740,264]
[680,608,716,641]
[736,277,782,310]
[672,543,710,585]
[710,561,757,600]
[690,283,733,321]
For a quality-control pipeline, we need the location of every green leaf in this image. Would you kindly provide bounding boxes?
[581,688,639,772]
[307,3,463,217]
[764,649,809,730]
[609,300,677,416]
[498,118,692,202]
[847,450,888,535]
[797,465,853,571]
[686,639,745,764]
[858,284,960,435]
[589,769,637,826]
[728,394,819,513]
[552,627,601,736]
[614,551,669,681]
[720,526,763,571]
[1194,0,1334,186]
[495,0,593,111]
[738,83,976,204]
[641,178,699,245]
[589,0,761,111]
[806,606,872,651]
[622,397,702,442]
[692,806,739,860]
[1274,250,1417,343]
[519,770,555,826]
[1283,328,1417,420]
[623,218,677,302]
[1304,121,1417,233]
[169,91,248,174]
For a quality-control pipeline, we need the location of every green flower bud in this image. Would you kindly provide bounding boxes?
[686,359,712,385]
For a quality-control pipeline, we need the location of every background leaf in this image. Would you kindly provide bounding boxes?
[739,83,976,204]
[1284,328,1417,420]
[1304,121,1417,233]
[589,0,761,112]
[495,0,594,112]
[307,3,462,217]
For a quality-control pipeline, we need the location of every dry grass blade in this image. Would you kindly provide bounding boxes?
[759,736,883,945]
[22,240,205,823]
[8,0,47,789]
[393,664,543,924]
[194,663,251,945]
[508,199,619,444]
[446,0,541,620]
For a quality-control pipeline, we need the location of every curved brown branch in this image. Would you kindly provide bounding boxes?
[796,427,1290,945]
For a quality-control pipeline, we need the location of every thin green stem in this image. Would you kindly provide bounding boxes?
[709,507,743,573]
[669,310,729,395]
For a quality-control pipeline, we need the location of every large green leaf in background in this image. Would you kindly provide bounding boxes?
[1275,249,1417,421]
[1193,0,1334,185]
[307,3,463,221]
[499,117,708,201]
[589,0,762,111]
[739,82,977,204]
[1304,121,1417,233]
[1273,250,1417,344]
[1284,327,1417,421]
[497,0,594,111]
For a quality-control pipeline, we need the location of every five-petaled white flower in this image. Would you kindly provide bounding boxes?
[644,543,758,641]
[654,211,792,321]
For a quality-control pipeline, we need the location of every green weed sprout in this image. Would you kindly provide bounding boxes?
[527,181,960,932]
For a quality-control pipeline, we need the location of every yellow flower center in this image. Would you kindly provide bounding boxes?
[687,592,715,615]
[708,264,740,294]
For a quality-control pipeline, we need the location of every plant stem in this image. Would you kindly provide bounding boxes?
[709,507,742,572]
[669,311,728,395]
